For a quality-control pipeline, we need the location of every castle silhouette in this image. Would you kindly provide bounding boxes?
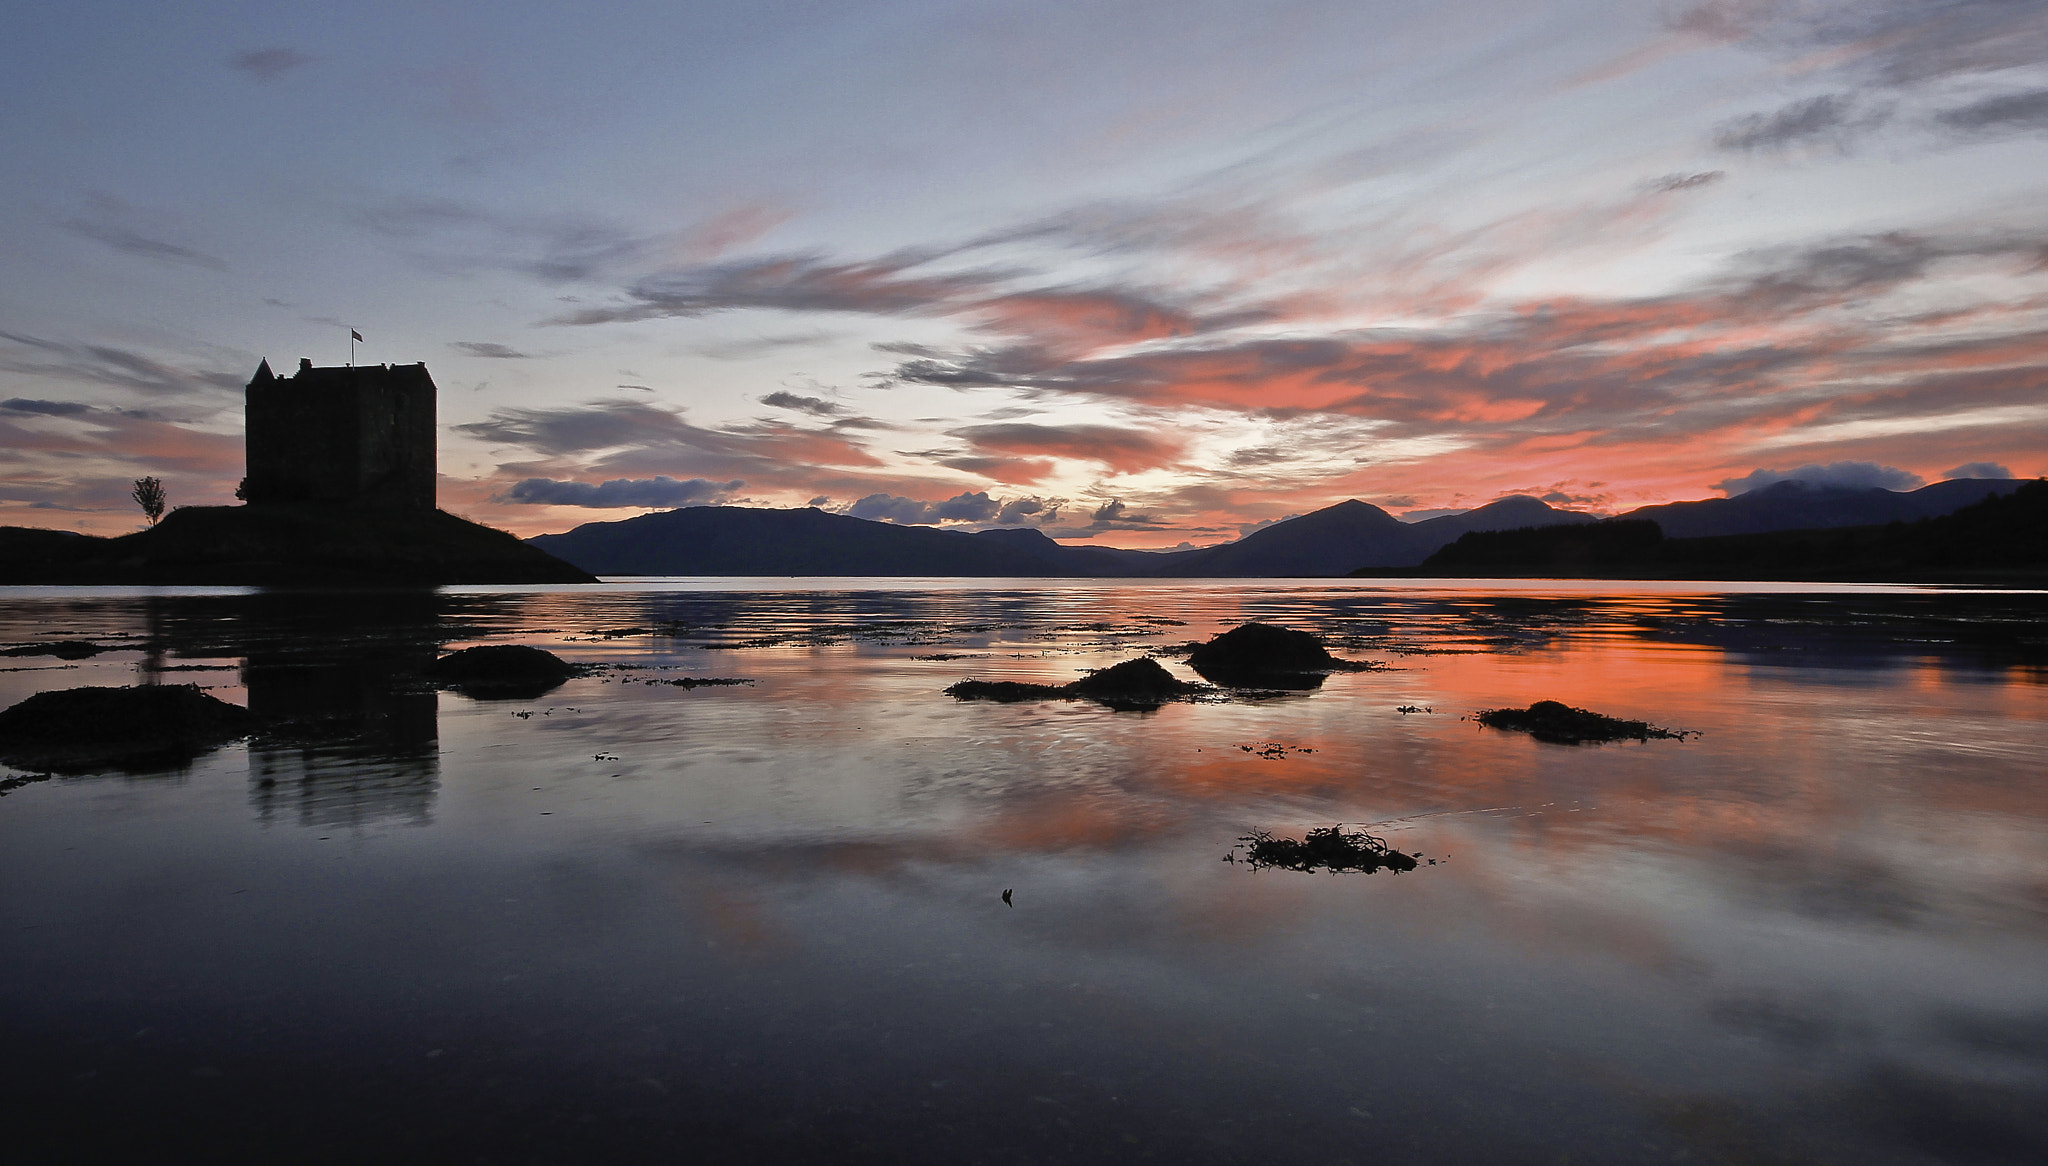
[243,358,437,510]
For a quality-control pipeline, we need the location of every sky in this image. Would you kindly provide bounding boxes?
[3,0,2045,544]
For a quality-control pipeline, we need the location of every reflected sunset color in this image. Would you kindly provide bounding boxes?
[2,580,2043,1162]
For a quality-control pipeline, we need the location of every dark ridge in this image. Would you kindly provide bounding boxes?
[1385,479,2048,582]
[1472,700,1693,745]
[0,505,595,586]
[528,504,1184,578]
[1622,476,2026,539]
[1418,519,1664,573]
[0,684,258,774]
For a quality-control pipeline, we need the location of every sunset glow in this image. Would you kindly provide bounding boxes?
[4,2,2045,542]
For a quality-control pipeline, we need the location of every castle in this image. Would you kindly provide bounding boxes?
[243,358,436,510]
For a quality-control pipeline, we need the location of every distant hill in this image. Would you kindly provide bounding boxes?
[528,495,1596,578]
[522,479,2025,579]
[1410,480,2048,581]
[525,505,1169,577]
[1614,478,2024,538]
[1153,495,1595,576]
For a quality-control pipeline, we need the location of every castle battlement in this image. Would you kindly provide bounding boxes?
[243,358,436,510]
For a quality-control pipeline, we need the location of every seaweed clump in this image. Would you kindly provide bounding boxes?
[1473,699,1693,745]
[428,644,580,700]
[946,657,1194,710]
[1238,825,1419,874]
[0,684,258,774]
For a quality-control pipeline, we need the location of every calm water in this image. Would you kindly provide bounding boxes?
[2,580,2044,1164]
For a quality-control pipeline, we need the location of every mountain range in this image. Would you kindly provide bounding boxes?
[1415,480,2048,581]
[526,478,2027,578]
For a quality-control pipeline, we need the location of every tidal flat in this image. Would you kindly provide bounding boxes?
[2,579,2044,1164]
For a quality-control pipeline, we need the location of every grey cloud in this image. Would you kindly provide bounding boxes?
[760,391,842,416]
[1716,462,1925,495]
[1040,497,1168,539]
[1824,1,2048,87]
[58,216,226,270]
[1942,461,2013,479]
[354,196,486,239]
[455,399,887,488]
[949,422,1183,471]
[872,341,943,357]
[995,496,1059,524]
[0,330,244,397]
[696,331,834,360]
[1677,1,2048,88]
[353,196,659,284]
[845,490,1001,525]
[555,251,1011,326]
[1651,171,1725,191]
[452,341,533,359]
[1226,446,1292,466]
[501,475,742,508]
[1714,95,1878,152]
[938,455,1039,475]
[2,398,93,416]
[1937,89,2048,133]
[1091,500,1165,526]
[230,48,314,80]
[933,491,1002,521]
[456,399,705,454]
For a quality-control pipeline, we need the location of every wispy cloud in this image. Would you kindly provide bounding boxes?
[759,390,842,416]
[2,398,94,417]
[451,341,534,359]
[57,194,226,270]
[1714,94,1881,152]
[1675,0,2048,88]
[948,422,1185,474]
[0,330,245,398]
[1936,88,2048,134]
[229,48,314,81]
[500,475,743,508]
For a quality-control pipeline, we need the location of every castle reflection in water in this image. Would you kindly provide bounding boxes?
[243,651,440,828]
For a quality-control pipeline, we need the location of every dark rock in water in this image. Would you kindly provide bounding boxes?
[1186,623,1373,687]
[944,679,1060,703]
[0,684,258,774]
[429,644,578,699]
[946,656,1195,710]
[1473,699,1693,745]
[0,640,108,660]
[1237,825,1419,874]
[1064,658,1194,705]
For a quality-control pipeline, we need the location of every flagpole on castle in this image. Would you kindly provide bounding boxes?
[349,328,362,366]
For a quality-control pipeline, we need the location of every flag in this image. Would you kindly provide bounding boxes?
[351,329,363,342]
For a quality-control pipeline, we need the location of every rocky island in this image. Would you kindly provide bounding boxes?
[0,358,593,586]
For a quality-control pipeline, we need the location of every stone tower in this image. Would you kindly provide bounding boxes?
[243,358,436,510]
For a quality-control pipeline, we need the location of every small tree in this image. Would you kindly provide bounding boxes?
[131,476,167,525]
